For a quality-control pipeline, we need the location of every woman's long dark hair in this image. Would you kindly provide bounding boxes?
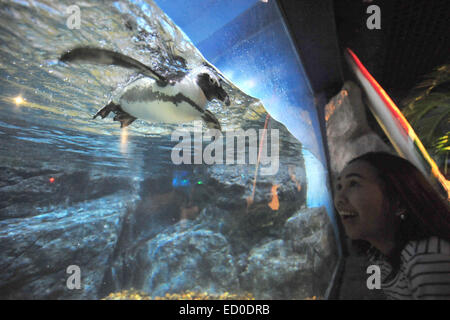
[349,152,450,266]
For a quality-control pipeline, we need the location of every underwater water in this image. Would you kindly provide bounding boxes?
[0,0,339,299]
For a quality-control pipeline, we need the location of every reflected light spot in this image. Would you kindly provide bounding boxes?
[243,79,256,89]
[49,177,55,183]
[120,128,128,154]
[14,96,24,105]
[246,196,254,208]
[288,166,302,192]
[268,184,280,211]
[324,89,348,122]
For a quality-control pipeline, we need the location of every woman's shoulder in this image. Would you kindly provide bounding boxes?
[365,236,450,265]
[400,237,450,299]
[400,236,450,280]
[401,236,450,263]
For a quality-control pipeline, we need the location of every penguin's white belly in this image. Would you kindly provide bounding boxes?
[117,77,207,124]
[121,100,201,123]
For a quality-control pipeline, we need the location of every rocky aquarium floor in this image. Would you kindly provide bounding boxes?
[0,159,338,300]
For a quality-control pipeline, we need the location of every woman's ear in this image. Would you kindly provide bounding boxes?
[397,210,407,219]
[394,202,407,220]
[387,197,406,220]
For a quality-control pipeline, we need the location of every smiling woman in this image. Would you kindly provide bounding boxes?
[334,152,450,300]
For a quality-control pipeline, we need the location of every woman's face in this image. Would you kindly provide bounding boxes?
[334,160,394,241]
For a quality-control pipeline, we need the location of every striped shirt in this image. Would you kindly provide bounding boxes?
[367,236,450,300]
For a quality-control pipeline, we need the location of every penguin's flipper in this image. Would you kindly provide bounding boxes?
[60,47,166,83]
[201,109,222,132]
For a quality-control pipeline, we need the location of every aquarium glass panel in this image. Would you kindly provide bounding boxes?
[0,0,340,300]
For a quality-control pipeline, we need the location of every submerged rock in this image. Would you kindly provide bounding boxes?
[240,206,337,299]
[136,225,239,297]
[0,191,138,299]
[0,167,133,220]
[107,205,337,300]
[0,166,337,300]
[240,239,312,299]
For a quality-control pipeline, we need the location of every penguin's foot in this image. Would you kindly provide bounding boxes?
[113,112,137,128]
[93,101,121,119]
[94,102,136,128]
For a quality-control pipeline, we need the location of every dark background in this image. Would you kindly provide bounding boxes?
[279,0,450,104]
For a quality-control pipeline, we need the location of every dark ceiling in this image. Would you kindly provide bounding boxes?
[278,0,450,105]
[334,0,450,104]
[277,0,449,176]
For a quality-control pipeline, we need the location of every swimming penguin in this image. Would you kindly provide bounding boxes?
[59,47,230,130]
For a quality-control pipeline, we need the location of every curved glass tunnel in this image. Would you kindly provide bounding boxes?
[0,0,341,299]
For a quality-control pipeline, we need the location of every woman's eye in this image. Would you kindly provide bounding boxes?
[335,183,342,191]
[349,180,358,187]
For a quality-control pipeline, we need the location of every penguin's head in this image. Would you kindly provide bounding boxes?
[196,71,230,106]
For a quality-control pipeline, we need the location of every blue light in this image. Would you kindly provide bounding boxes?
[172,170,190,187]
